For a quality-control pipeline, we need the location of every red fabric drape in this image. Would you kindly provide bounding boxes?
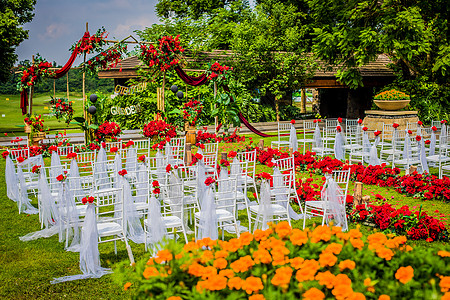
[174,66,208,86]
[174,66,279,137]
[20,90,28,115]
[51,46,80,79]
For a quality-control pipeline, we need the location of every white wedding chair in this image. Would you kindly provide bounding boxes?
[427,134,450,178]
[303,169,350,229]
[299,120,316,154]
[271,122,291,150]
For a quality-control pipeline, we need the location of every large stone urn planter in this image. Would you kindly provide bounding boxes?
[373,100,410,111]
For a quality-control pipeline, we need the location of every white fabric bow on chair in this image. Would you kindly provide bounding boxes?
[289,124,298,152]
[196,184,218,240]
[322,175,348,231]
[369,136,381,166]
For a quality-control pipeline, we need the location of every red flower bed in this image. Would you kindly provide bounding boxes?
[196,128,245,144]
[350,203,449,242]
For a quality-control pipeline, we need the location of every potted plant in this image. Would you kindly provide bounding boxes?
[373,89,411,111]
[24,114,46,146]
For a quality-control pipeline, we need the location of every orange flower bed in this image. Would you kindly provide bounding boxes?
[120,223,450,299]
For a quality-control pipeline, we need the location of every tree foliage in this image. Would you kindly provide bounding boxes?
[0,0,36,82]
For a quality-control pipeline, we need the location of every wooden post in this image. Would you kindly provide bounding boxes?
[353,182,363,206]
[185,143,192,165]
[83,22,88,144]
[289,147,293,155]
[258,139,264,150]
[66,72,70,101]
[301,88,307,113]
[161,71,166,112]
[185,85,188,101]
[275,97,280,122]
[221,152,227,161]
[53,79,56,98]
[214,82,218,133]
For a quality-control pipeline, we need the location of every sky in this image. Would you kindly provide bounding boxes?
[16,0,161,66]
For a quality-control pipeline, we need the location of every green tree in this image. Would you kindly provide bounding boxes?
[0,0,36,82]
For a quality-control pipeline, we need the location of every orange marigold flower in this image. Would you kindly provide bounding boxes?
[155,249,173,264]
[333,274,352,287]
[368,232,388,247]
[339,260,356,271]
[228,276,243,290]
[395,266,414,284]
[219,269,235,279]
[378,295,390,300]
[254,228,272,241]
[205,274,227,291]
[275,221,292,238]
[350,238,364,250]
[271,246,290,266]
[332,284,354,300]
[290,257,305,269]
[249,294,265,300]
[213,258,228,269]
[222,238,241,252]
[253,248,272,264]
[324,243,343,255]
[303,287,325,300]
[319,251,338,267]
[230,255,255,273]
[350,292,366,300]
[215,250,229,259]
[239,231,254,246]
[201,266,218,280]
[442,292,450,300]
[188,263,205,277]
[271,266,293,287]
[123,282,132,291]
[310,225,332,243]
[167,297,182,300]
[296,259,320,282]
[197,237,216,248]
[315,271,336,289]
[242,276,264,294]
[349,228,363,239]
[200,250,214,264]
[440,276,450,293]
[143,266,160,279]
[184,241,199,252]
[438,250,450,257]
[376,247,394,261]
[290,229,309,246]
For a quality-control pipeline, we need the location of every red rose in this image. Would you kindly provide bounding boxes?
[228,151,237,158]
[110,147,119,153]
[118,169,127,176]
[66,152,77,159]
[392,123,399,129]
[82,197,88,204]
[88,196,95,204]
[336,126,342,132]
[205,177,215,186]
[362,127,368,131]
[101,142,106,148]
[417,121,423,126]
[17,156,25,163]
[2,151,9,159]
[407,130,413,135]
[152,180,160,187]
[374,130,382,137]
[415,135,421,141]
[31,165,41,174]
[425,140,431,145]
[138,155,146,162]
[441,120,447,124]
[338,117,342,123]
[56,174,64,181]
[166,164,172,173]
[195,153,203,160]
[357,119,363,124]
[153,188,161,194]
[290,119,295,124]
[432,126,438,131]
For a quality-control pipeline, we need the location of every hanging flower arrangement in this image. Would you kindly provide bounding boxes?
[182,99,203,126]
[17,55,54,91]
[205,61,233,86]
[85,42,127,75]
[71,27,108,55]
[49,97,74,124]
[95,121,121,142]
[138,35,184,72]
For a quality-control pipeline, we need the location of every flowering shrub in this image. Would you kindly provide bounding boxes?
[49,97,74,124]
[182,99,203,126]
[143,120,177,142]
[350,203,449,242]
[71,27,108,54]
[138,35,184,72]
[374,89,410,101]
[118,223,450,299]
[24,114,45,133]
[85,42,127,74]
[95,121,121,142]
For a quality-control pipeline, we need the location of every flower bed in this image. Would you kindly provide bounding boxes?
[119,223,450,299]
[197,128,246,144]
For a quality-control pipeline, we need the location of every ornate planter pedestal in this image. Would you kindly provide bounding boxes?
[363,110,419,132]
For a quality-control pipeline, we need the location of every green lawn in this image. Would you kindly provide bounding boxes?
[0,93,84,133]
[0,134,448,299]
